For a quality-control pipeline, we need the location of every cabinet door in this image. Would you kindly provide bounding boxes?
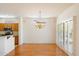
[15,36,19,45]
[0,24,4,31]
[4,23,12,28]
[12,24,18,31]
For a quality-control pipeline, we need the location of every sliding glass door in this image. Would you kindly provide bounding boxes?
[64,20,73,54]
[64,22,68,51]
[67,20,73,54]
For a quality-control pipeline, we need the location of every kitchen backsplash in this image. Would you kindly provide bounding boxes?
[0,31,18,36]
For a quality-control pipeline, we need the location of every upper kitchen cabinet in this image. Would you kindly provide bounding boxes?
[0,23,18,31]
[0,24,4,31]
[4,24,12,28]
[11,23,18,31]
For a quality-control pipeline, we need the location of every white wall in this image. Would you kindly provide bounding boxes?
[23,17,56,44]
[0,18,19,23]
[57,4,79,56]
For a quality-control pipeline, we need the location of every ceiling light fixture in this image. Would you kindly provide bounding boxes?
[34,10,46,29]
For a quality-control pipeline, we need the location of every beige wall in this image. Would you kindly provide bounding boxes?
[57,4,79,56]
[23,17,56,44]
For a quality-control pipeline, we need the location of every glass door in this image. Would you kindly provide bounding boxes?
[64,22,68,51]
[67,20,73,54]
[58,23,64,47]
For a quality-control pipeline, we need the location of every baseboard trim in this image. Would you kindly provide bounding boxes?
[23,43,56,45]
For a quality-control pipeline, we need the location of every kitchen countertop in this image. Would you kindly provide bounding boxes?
[0,34,13,37]
[0,34,14,40]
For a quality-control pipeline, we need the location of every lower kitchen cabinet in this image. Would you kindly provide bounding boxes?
[15,36,19,45]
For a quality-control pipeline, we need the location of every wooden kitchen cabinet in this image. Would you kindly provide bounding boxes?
[15,36,19,45]
[11,24,18,31]
[4,24,12,29]
[0,23,18,31]
[4,23,18,31]
[0,23,19,46]
[0,24,4,31]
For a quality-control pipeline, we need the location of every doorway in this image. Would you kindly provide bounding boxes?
[4,23,19,46]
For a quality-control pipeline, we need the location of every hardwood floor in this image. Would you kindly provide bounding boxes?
[6,44,68,56]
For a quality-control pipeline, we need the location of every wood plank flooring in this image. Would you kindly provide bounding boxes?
[6,44,68,56]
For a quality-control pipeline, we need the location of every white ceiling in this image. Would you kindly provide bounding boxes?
[0,3,74,17]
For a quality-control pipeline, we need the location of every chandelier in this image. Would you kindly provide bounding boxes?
[34,11,46,29]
